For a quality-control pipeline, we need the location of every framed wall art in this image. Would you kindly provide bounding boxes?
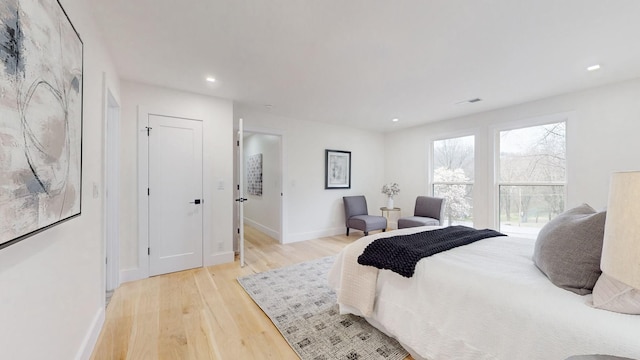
[325,149,351,189]
[0,0,83,249]
[247,153,263,196]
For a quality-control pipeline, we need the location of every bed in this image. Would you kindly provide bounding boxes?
[327,226,640,360]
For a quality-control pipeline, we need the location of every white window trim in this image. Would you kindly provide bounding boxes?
[497,181,566,186]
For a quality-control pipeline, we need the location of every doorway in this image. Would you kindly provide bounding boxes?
[238,130,283,245]
[243,133,282,240]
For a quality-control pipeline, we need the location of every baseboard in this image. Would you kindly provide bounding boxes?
[120,267,147,284]
[120,251,233,283]
[284,227,345,244]
[244,218,280,241]
[204,251,234,267]
[75,306,105,360]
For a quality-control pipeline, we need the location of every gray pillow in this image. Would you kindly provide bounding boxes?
[533,204,606,295]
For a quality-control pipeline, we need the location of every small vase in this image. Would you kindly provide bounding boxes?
[387,196,394,209]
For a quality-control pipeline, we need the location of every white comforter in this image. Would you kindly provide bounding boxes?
[328,227,640,360]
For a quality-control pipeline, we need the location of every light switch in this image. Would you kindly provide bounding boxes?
[92,182,99,198]
[217,179,225,190]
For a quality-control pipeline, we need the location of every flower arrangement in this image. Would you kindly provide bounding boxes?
[382,182,400,197]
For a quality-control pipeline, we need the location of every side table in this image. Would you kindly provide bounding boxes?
[380,207,401,230]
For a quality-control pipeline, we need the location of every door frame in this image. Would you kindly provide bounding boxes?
[235,125,287,243]
[104,85,120,291]
[136,107,208,279]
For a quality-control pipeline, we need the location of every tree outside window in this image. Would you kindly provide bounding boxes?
[432,135,474,226]
[498,121,566,238]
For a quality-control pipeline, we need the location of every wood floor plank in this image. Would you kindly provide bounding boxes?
[91,227,411,359]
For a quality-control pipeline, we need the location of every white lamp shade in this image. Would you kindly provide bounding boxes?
[601,171,640,289]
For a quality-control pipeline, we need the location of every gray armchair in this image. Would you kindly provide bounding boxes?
[397,196,446,229]
[343,196,387,236]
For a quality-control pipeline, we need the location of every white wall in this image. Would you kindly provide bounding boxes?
[385,78,640,229]
[244,133,282,240]
[235,106,386,242]
[0,0,120,358]
[119,81,234,281]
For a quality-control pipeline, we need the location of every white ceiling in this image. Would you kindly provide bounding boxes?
[89,0,640,132]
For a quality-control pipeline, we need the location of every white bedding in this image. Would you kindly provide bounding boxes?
[328,227,640,360]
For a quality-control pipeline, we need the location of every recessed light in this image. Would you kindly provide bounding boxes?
[587,64,601,72]
[206,77,216,82]
[392,118,399,122]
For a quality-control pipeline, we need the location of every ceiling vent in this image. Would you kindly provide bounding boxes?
[455,98,482,105]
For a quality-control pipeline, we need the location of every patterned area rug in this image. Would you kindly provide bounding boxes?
[237,256,408,360]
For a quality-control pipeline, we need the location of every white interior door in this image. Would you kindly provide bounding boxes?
[236,118,246,267]
[148,114,203,276]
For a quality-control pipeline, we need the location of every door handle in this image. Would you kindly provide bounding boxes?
[189,199,202,204]
[235,198,248,202]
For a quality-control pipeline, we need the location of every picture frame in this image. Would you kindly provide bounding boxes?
[325,149,351,189]
[0,0,84,250]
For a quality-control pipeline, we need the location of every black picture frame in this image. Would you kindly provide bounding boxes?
[325,149,351,189]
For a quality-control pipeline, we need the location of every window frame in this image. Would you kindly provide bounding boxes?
[430,133,476,226]
[492,113,571,234]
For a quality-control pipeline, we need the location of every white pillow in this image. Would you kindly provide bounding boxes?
[592,273,640,315]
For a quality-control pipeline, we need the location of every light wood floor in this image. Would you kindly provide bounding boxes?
[91,227,411,360]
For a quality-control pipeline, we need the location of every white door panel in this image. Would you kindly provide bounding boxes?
[237,118,246,266]
[149,114,203,276]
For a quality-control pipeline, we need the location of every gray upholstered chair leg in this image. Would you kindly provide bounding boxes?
[346,228,350,236]
[364,231,369,236]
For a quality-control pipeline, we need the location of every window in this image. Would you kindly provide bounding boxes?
[498,121,566,238]
[432,135,474,226]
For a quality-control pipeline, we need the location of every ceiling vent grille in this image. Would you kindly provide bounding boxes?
[455,98,483,105]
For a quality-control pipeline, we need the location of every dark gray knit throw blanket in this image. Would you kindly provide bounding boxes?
[357,226,506,277]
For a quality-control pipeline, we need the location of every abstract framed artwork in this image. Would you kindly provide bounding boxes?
[325,149,351,189]
[247,153,263,196]
[0,0,83,249]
